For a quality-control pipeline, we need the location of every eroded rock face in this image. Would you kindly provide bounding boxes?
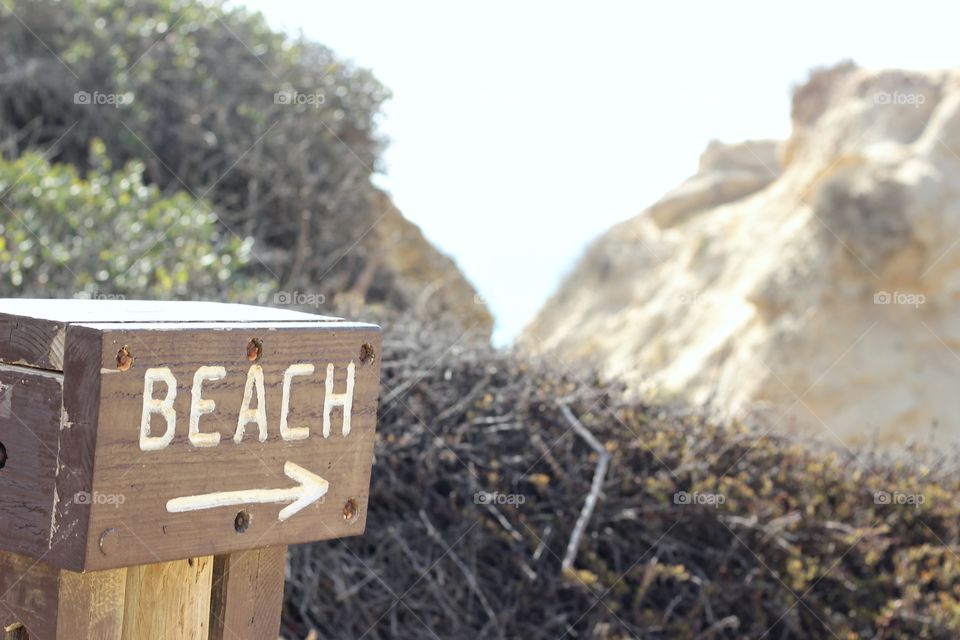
[522,64,960,449]
[337,189,494,341]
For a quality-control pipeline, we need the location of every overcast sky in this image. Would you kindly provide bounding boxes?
[238,0,958,344]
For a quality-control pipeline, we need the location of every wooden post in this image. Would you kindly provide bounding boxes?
[0,300,382,639]
[121,557,214,639]
[209,547,287,639]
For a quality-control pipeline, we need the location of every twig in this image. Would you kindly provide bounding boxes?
[419,510,504,639]
[693,615,740,639]
[435,374,491,423]
[560,405,612,575]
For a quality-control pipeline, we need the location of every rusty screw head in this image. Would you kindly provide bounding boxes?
[246,338,262,362]
[343,498,360,523]
[116,346,134,371]
[359,343,375,365]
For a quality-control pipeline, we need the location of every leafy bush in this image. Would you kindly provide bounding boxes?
[0,0,389,297]
[0,140,264,299]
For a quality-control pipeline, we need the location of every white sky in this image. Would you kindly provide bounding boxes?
[239,0,958,344]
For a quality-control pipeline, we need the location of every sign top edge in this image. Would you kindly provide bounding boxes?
[0,299,341,324]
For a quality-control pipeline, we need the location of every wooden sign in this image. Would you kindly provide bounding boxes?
[0,300,382,572]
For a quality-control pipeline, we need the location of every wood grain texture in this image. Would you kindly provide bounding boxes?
[85,322,382,570]
[208,546,286,640]
[57,567,126,639]
[0,310,64,370]
[0,552,126,640]
[0,551,60,639]
[0,366,62,559]
[0,324,103,571]
[121,556,213,640]
[45,325,102,572]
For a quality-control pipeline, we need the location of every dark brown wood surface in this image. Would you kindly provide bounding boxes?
[208,546,286,640]
[0,551,126,640]
[0,301,381,572]
[0,311,65,370]
[45,325,102,571]
[84,321,381,570]
[0,366,62,559]
[0,551,60,639]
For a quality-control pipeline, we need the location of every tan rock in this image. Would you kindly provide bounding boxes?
[521,64,960,450]
[339,189,493,340]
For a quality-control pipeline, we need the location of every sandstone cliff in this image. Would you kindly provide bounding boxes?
[334,189,494,340]
[522,63,960,449]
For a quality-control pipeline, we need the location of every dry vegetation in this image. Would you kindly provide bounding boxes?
[283,322,960,640]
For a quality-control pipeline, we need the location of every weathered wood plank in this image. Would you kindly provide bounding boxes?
[0,552,126,640]
[45,325,101,572]
[84,322,381,570]
[0,366,62,560]
[0,301,382,571]
[208,546,286,640]
[0,551,60,639]
[57,567,127,639]
[0,311,65,371]
[120,556,213,640]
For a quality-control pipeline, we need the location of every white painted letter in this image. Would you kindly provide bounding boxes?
[140,367,177,451]
[234,365,268,443]
[280,363,314,441]
[189,366,226,447]
[323,362,355,438]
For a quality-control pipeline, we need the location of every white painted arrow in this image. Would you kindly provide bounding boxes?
[166,461,329,521]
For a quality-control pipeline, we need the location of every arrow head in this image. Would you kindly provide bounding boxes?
[278,461,330,521]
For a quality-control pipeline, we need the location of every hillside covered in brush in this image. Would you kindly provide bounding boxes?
[0,0,491,336]
[285,323,960,639]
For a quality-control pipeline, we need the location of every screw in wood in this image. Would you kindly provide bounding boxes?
[98,528,120,556]
[116,345,134,371]
[359,343,375,365]
[246,338,263,362]
[234,510,252,533]
[342,498,360,523]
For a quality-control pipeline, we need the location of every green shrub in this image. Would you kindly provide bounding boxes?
[0,0,389,296]
[0,140,266,300]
